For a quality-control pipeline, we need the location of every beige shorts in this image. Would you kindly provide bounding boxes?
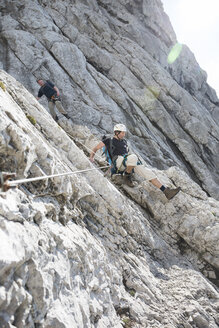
[116,154,157,181]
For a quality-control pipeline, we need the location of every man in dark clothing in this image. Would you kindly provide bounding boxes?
[36,79,70,121]
[90,124,181,200]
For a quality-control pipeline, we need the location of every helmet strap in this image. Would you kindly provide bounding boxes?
[115,131,122,139]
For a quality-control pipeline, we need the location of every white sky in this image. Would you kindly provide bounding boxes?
[162,0,219,97]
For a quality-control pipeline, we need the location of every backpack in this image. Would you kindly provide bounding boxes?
[102,136,114,163]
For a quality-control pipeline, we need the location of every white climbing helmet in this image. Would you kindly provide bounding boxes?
[113,124,127,132]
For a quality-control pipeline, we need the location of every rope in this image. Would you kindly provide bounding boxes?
[4,131,110,188]
[7,165,110,187]
[65,132,105,162]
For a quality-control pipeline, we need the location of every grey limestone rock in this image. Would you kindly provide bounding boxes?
[0,70,218,328]
[0,0,218,199]
[0,0,219,327]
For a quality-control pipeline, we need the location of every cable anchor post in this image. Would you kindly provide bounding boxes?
[0,172,17,192]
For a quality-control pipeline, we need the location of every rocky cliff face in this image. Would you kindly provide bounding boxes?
[1,69,219,328]
[0,0,218,199]
[0,1,219,328]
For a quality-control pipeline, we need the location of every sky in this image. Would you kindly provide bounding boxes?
[162,0,219,97]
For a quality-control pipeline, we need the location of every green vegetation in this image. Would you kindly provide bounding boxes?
[122,316,134,328]
[129,289,136,297]
[26,115,36,125]
[0,81,6,91]
[122,317,130,325]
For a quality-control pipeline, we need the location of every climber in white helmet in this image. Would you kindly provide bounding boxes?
[90,124,181,200]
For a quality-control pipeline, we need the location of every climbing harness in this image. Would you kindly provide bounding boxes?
[50,95,61,102]
[102,136,129,176]
[3,165,110,190]
[102,137,143,177]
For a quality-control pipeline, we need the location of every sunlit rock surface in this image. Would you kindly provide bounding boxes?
[0,0,219,327]
[0,69,218,328]
[0,0,218,199]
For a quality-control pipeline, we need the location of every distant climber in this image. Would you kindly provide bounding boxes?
[90,124,181,200]
[36,79,70,121]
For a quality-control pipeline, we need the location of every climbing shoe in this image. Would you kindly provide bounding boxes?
[54,115,59,122]
[164,187,181,200]
[63,113,70,119]
[123,173,135,187]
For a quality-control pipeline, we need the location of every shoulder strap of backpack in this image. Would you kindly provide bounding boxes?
[109,138,115,161]
[102,136,115,161]
[124,138,128,147]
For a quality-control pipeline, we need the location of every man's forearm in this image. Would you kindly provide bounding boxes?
[90,149,96,161]
[89,142,104,162]
[54,86,60,96]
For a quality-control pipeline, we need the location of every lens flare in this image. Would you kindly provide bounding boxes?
[167,43,183,64]
[140,86,160,112]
